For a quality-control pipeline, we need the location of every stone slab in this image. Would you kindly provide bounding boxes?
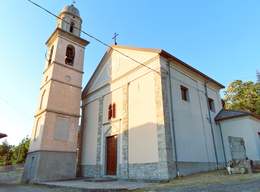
[228,136,246,160]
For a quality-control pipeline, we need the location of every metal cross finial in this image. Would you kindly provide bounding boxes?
[112,33,119,45]
[72,0,76,5]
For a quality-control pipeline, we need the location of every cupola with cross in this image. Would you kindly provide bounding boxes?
[21,4,89,184]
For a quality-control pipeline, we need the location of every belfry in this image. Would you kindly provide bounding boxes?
[21,5,89,183]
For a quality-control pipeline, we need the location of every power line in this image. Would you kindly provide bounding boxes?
[28,0,161,76]
[220,76,256,84]
[0,97,34,121]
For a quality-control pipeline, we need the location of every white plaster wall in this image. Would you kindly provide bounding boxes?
[101,89,123,164]
[249,117,260,159]
[220,117,259,161]
[102,89,123,123]
[128,72,158,164]
[81,100,99,165]
[87,48,158,95]
[168,64,224,164]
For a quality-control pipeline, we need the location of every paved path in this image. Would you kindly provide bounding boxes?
[39,179,155,191]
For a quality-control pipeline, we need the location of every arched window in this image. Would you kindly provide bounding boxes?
[65,45,75,66]
[108,103,116,120]
[39,90,46,110]
[108,104,112,120]
[70,22,74,33]
[48,45,54,66]
[112,103,116,118]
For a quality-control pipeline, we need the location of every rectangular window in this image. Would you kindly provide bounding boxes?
[180,85,189,101]
[208,98,215,112]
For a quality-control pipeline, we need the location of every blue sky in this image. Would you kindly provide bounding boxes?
[1,0,259,146]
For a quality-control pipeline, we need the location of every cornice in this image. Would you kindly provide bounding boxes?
[43,61,84,75]
[34,108,80,118]
[28,149,76,154]
[46,28,89,48]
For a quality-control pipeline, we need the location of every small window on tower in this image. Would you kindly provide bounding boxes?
[48,45,54,66]
[70,22,74,33]
[65,45,75,66]
[39,90,46,110]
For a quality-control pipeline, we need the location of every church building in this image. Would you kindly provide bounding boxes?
[22,4,260,183]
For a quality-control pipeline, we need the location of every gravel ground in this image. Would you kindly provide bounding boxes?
[153,178,260,192]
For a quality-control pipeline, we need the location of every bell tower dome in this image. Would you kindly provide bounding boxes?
[58,5,82,37]
[21,5,89,184]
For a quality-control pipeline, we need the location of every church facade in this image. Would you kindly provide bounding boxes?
[77,45,227,180]
[22,4,260,183]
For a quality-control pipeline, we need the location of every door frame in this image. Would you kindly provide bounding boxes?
[102,120,121,176]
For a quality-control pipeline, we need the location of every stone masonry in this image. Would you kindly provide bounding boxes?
[153,70,175,180]
[96,97,104,166]
[120,84,129,179]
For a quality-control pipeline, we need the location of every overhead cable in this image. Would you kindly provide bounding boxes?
[28,0,161,75]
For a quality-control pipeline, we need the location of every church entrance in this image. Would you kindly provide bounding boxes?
[106,135,117,175]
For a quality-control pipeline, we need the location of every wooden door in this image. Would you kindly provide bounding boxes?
[106,135,117,175]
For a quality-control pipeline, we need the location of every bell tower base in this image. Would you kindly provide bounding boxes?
[21,150,76,184]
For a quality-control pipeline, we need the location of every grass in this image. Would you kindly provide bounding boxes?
[133,169,260,191]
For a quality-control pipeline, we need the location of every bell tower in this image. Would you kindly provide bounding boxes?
[22,5,89,183]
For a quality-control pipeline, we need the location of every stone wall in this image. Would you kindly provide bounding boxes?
[153,71,176,180]
[0,170,24,179]
[81,165,101,177]
[120,84,129,179]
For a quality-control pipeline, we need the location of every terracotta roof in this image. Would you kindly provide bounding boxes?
[0,133,7,139]
[214,109,260,122]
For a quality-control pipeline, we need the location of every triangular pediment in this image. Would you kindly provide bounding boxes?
[82,45,160,96]
[105,123,120,136]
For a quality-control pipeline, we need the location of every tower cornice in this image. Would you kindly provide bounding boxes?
[46,28,90,48]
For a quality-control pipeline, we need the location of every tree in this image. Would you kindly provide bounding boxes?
[223,79,260,116]
[11,136,30,165]
[256,69,260,83]
[0,140,14,166]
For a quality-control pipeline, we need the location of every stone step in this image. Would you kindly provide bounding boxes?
[84,177,117,182]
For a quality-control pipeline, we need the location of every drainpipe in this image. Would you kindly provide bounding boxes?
[167,58,180,178]
[217,122,227,167]
[204,80,219,169]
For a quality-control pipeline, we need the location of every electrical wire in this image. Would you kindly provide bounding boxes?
[28,0,161,76]
[220,76,256,84]
[0,97,34,121]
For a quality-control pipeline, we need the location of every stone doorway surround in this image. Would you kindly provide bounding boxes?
[102,119,121,176]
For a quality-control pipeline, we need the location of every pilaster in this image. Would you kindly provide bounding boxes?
[96,96,104,166]
[120,83,129,179]
[153,70,175,179]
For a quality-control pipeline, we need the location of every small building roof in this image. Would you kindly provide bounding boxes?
[0,133,7,139]
[215,109,260,122]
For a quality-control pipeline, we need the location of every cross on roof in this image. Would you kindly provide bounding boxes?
[112,33,119,45]
[72,0,76,5]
